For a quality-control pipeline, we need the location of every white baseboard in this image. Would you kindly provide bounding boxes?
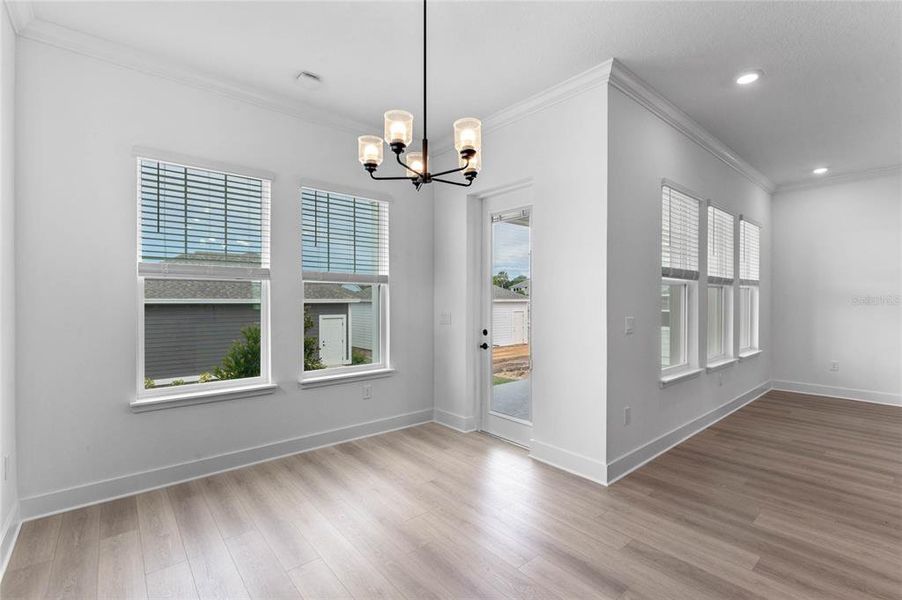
[605,381,773,484]
[433,408,477,433]
[0,501,21,581]
[771,380,901,407]
[19,408,434,521]
[529,439,608,485]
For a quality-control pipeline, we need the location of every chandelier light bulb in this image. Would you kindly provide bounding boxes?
[384,110,414,147]
[460,151,481,174]
[406,152,425,176]
[453,117,482,154]
[357,135,384,166]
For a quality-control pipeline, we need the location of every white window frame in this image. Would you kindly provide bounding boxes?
[706,283,733,363]
[300,185,392,385]
[739,284,759,353]
[659,180,703,384]
[738,216,762,358]
[133,153,274,410]
[661,278,694,376]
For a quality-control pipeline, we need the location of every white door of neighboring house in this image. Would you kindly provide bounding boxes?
[319,314,347,367]
[512,310,527,344]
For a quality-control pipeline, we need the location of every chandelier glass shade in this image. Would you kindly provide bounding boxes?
[356,0,481,189]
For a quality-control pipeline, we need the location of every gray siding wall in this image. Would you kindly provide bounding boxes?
[350,302,373,351]
[145,304,260,380]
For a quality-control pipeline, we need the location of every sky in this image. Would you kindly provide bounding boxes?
[493,221,530,278]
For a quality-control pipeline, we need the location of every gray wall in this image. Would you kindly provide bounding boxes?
[144,303,260,380]
[15,38,435,514]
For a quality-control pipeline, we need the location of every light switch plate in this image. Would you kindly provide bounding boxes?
[625,316,635,335]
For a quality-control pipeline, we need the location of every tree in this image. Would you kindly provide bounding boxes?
[492,271,510,288]
[303,307,324,371]
[214,324,261,380]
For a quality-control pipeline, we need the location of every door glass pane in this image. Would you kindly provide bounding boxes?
[491,211,531,421]
[707,286,724,359]
[661,283,685,367]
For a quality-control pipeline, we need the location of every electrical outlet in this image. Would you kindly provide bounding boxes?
[829,361,840,372]
[624,406,631,425]
[362,384,373,399]
[624,316,635,335]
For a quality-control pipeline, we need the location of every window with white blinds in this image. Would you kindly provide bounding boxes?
[139,159,271,277]
[707,205,734,285]
[301,187,389,283]
[661,186,700,280]
[136,157,272,402]
[739,219,761,283]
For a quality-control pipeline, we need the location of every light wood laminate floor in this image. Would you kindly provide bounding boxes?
[3,390,901,599]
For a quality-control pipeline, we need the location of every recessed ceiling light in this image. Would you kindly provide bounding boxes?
[812,167,829,175]
[296,71,322,90]
[735,71,761,85]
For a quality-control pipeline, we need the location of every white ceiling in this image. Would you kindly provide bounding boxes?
[25,1,902,187]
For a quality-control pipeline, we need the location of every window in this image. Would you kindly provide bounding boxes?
[661,185,699,375]
[707,205,734,362]
[739,218,761,352]
[301,187,389,379]
[137,158,271,401]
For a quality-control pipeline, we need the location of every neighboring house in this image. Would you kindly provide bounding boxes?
[492,285,530,346]
[144,279,260,381]
[510,279,530,296]
[304,283,374,367]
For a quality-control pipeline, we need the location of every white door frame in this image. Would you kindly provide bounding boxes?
[477,184,534,448]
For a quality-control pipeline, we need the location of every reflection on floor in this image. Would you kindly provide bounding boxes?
[491,377,530,420]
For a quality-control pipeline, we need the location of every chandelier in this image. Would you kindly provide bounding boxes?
[356,0,482,190]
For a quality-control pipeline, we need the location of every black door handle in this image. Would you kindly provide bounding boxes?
[479,343,489,350]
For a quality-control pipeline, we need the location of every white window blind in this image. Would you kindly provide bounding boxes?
[138,158,271,279]
[301,187,389,283]
[739,219,760,283]
[661,185,700,280]
[707,205,734,285]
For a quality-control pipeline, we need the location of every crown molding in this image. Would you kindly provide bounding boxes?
[434,57,774,195]
[774,164,902,194]
[484,59,614,137]
[3,0,35,34]
[606,58,775,194]
[17,18,371,135]
[433,59,614,156]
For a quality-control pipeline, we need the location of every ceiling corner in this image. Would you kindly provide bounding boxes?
[4,0,35,35]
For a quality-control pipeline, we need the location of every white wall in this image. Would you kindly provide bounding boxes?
[434,84,609,476]
[0,2,18,555]
[15,39,434,515]
[605,85,772,475]
[773,173,902,404]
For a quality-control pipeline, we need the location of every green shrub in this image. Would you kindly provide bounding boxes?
[198,372,214,383]
[171,379,186,386]
[144,377,156,389]
[214,324,261,380]
[303,307,324,371]
[351,349,369,365]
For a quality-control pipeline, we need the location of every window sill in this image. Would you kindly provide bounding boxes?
[299,368,396,389]
[659,368,703,388]
[131,383,278,413]
[706,357,738,373]
[739,349,763,361]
